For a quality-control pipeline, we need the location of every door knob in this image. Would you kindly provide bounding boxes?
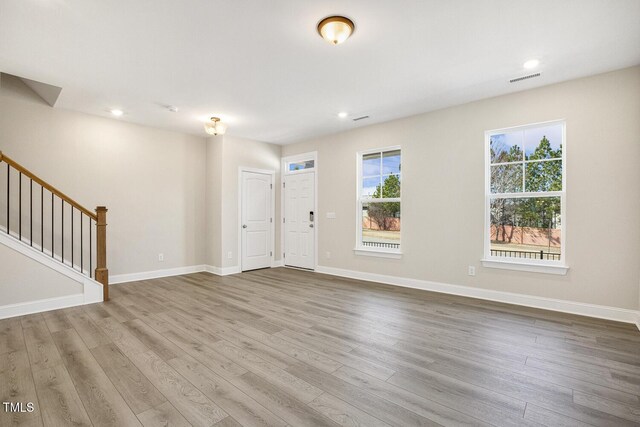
[309,224,314,228]
[242,224,247,229]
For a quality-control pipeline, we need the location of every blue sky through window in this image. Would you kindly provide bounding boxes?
[363,153,380,176]
[383,150,401,174]
[362,150,401,198]
[362,177,380,197]
[492,124,562,163]
[490,131,522,163]
[525,124,562,158]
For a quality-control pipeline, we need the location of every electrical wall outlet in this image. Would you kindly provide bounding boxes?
[158,253,164,262]
[468,265,476,276]
[227,251,233,259]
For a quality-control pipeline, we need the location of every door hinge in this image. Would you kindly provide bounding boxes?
[270,218,273,223]
[283,253,285,258]
[283,218,285,223]
[270,183,272,189]
[283,182,285,188]
[270,251,273,256]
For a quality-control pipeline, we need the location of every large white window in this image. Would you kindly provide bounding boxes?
[356,147,401,257]
[483,121,567,274]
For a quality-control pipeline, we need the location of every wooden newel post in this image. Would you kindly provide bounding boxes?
[95,206,109,301]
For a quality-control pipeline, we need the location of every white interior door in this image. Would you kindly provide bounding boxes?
[241,171,272,271]
[284,172,315,269]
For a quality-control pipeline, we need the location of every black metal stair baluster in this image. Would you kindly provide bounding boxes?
[6,164,9,234]
[61,199,64,263]
[71,207,74,269]
[19,172,22,240]
[81,213,83,274]
[41,186,44,252]
[51,193,54,258]
[89,219,92,278]
[30,179,33,246]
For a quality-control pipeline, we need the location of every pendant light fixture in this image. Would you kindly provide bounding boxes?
[204,117,227,135]
[317,16,355,45]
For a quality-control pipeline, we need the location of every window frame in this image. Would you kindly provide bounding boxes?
[285,156,316,175]
[355,145,402,258]
[482,120,568,275]
[286,159,316,174]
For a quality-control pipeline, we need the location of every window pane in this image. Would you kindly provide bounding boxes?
[382,150,401,174]
[525,124,562,160]
[288,160,314,171]
[525,160,562,192]
[490,131,523,164]
[363,152,381,177]
[362,177,381,198]
[491,164,523,193]
[381,174,401,198]
[362,202,400,250]
[490,197,561,261]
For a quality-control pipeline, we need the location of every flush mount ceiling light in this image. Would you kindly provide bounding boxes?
[523,59,540,70]
[110,109,123,116]
[204,117,227,135]
[317,16,354,45]
[338,112,348,118]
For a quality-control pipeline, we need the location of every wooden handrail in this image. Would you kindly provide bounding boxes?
[0,151,97,220]
[0,150,109,301]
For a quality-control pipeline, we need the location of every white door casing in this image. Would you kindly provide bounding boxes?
[241,170,273,271]
[284,172,315,269]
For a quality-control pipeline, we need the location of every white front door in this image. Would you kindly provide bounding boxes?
[241,171,272,271]
[284,172,315,269]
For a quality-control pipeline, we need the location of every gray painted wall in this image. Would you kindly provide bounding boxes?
[283,66,640,310]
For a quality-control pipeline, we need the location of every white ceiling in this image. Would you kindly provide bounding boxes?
[1,0,639,144]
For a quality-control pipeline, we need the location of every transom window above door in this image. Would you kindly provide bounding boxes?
[286,159,315,173]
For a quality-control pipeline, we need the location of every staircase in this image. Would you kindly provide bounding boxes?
[0,151,109,311]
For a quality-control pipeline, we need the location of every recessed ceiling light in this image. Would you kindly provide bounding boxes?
[318,16,355,45]
[523,59,540,70]
[110,109,124,116]
[338,112,348,118]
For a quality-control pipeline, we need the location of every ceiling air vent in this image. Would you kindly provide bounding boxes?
[353,115,370,122]
[509,73,541,83]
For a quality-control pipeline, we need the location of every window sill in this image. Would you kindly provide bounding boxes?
[354,248,402,259]
[481,259,569,275]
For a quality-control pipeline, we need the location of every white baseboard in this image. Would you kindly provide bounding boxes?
[110,265,207,284]
[272,260,284,268]
[0,231,104,319]
[205,265,241,276]
[0,294,85,320]
[316,265,640,327]
[89,262,258,284]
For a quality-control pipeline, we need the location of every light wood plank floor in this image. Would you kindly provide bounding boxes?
[1,268,639,426]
